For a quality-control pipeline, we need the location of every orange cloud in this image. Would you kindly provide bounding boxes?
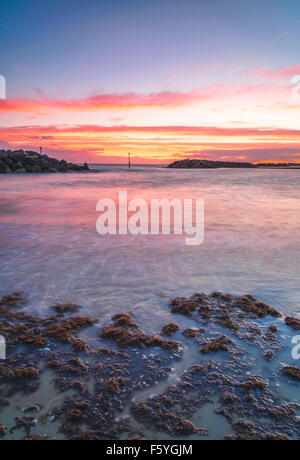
[2,124,300,139]
[1,123,300,164]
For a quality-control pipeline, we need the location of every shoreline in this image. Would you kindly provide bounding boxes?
[1,291,299,440]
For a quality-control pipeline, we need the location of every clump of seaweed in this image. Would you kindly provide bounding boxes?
[170,298,198,315]
[12,416,37,437]
[46,317,95,344]
[173,418,207,436]
[0,292,25,308]
[284,316,300,331]
[227,419,290,440]
[100,313,179,351]
[281,366,300,381]
[200,335,235,354]
[182,327,205,338]
[169,291,284,359]
[73,338,89,352]
[264,350,274,361]
[63,358,88,376]
[131,400,208,437]
[51,302,81,315]
[102,377,128,394]
[161,323,180,336]
[14,367,39,380]
[236,295,281,318]
[239,376,268,391]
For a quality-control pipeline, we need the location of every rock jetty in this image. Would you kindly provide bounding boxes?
[168,159,255,169]
[0,149,90,174]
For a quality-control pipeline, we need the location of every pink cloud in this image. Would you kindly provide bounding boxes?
[254,65,300,81]
[2,124,300,143]
[0,82,290,114]
[0,89,209,113]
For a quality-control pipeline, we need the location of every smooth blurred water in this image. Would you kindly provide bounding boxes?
[0,166,299,330]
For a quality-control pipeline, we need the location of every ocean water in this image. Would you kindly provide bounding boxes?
[0,165,299,325]
[1,165,300,439]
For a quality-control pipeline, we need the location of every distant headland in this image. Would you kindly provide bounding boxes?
[167,159,300,169]
[0,149,90,174]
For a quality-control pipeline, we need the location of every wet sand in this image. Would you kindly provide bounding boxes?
[1,291,300,440]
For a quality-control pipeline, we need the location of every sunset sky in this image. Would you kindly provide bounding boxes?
[1,0,300,163]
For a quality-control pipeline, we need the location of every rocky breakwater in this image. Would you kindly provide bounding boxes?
[0,150,90,174]
[168,159,256,169]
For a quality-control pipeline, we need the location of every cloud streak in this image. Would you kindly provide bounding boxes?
[1,123,300,163]
[254,65,300,81]
[0,81,291,113]
[2,123,300,139]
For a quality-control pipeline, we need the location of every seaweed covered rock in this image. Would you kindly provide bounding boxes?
[46,316,95,344]
[161,323,180,336]
[285,316,300,331]
[100,313,179,351]
[51,302,81,315]
[170,298,198,315]
[200,335,235,354]
[0,292,25,308]
[281,366,300,381]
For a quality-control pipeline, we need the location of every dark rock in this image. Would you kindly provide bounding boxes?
[41,158,50,169]
[14,167,26,173]
[0,150,90,174]
[168,159,256,169]
[11,150,26,165]
[0,160,12,173]
[14,162,24,170]
[5,158,13,168]
[25,156,35,166]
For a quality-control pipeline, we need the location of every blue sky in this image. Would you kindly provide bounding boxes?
[1,0,300,97]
